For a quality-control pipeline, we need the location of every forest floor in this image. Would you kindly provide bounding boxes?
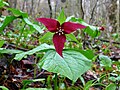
[0,41,120,90]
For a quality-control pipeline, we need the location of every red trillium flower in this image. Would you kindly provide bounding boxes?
[36,18,86,57]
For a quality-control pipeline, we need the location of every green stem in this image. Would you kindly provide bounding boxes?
[17,24,26,46]
[54,73,58,90]
[34,58,37,78]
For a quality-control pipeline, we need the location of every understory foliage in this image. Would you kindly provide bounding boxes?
[0,0,120,90]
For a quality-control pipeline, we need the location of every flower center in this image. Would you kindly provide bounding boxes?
[56,27,64,35]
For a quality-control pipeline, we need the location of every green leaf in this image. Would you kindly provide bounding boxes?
[84,26,100,38]
[22,79,45,89]
[66,34,79,43]
[38,50,92,82]
[84,80,94,90]
[0,0,9,8]
[39,32,53,42]
[0,3,5,8]
[70,17,101,37]
[23,18,44,33]
[2,1,9,6]
[79,76,85,85]
[65,15,74,22]
[25,88,52,90]
[116,75,120,81]
[57,9,66,25]
[0,40,4,48]
[0,48,23,54]
[99,55,112,67]
[109,75,120,82]
[14,43,54,61]
[112,33,119,38]
[109,77,116,82]
[0,86,9,90]
[0,16,16,32]
[79,50,94,60]
[8,8,28,18]
[105,83,116,90]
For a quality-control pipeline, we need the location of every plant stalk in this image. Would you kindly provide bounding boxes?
[54,73,58,90]
[16,24,26,47]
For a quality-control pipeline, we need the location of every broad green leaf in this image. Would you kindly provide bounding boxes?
[26,88,52,90]
[70,17,101,37]
[0,48,23,54]
[23,18,44,33]
[5,8,43,34]
[99,55,112,67]
[0,3,5,8]
[0,86,9,90]
[38,50,92,82]
[79,50,94,60]
[84,26,100,38]
[109,77,116,82]
[112,33,119,38]
[8,8,28,18]
[0,40,4,48]
[105,83,116,90]
[79,76,85,85]
[57,9,66,25]
[66,34,79,43]
[0,16,16,32]
[0,15,5,22]
[84,80,94,90]
[22,79,45,89]
[39,32,53,42]
[2,1,9,6]
[65,15,74,22]
[0,0,9,8]
[116,75,120,81]
[14,43,54,61]
[109,75,120,82]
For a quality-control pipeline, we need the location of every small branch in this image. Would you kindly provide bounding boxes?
[97,1,111,7]
[48,0,52,18]
[22,0,26,11]
[54,0,58,18]
[89,0,98,24]
[97,38,120,44]
[36,70,45,78]
[30,0,34,15]
[80,0,84,19]
[110,56,120,61]
[3,43,29,51]
[37,0,41,10]
[14,0,17,8]
[16,24,26,47]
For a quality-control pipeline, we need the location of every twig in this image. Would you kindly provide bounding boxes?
[36,69,45,78]
[48,0,52,18]
[80,0,84,19]
[22,0,26,11]
[3,43,29,51]
[54,0,58,18]
[30,0,34,15]
[110,56,120,61]
[97,38,120,44]
[89,0,98,24]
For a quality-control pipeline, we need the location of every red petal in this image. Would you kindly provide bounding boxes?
[53,34,66,57]
[99,26,105,31]
[62,22,86,34]
[36,18,60,32]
